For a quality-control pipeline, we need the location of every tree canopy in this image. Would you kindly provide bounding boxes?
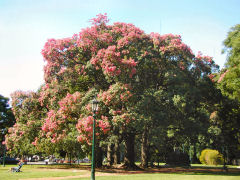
[218,24,240,101]
[6,14,238,168]
[0,94,15,156]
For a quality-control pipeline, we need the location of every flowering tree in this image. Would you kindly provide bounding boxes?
[5,14,220,168]
[5,91,43,157]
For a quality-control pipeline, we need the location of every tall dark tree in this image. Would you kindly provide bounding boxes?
[0,94,15,156]
[212,24,240,164]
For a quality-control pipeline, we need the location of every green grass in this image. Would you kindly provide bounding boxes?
[67,173,240,180]
[0,164,86,180]
[191,164,239,168]
[0,164,239,180]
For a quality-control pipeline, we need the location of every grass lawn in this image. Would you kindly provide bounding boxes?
[0,164,239,180]
[0,164,87,180]
[71,173,240,180]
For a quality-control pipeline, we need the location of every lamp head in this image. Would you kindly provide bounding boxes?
[92,97,99,113]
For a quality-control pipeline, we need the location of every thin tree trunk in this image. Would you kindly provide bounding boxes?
[141,126,149,168]
[113,140,120,165]
[192,144,198,163]
[107,143,113,166]
[95,145,103,168]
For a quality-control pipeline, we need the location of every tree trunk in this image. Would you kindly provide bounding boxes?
[122,133,138,169]
[141,126,149,168]
[113,140,120,165]
[95,145,103,168]
[192,144,198,163]
[107,143,113,166]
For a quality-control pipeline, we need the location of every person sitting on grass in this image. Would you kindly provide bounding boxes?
[10,161,24,172]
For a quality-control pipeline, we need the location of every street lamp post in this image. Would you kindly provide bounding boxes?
[91,97,99,180]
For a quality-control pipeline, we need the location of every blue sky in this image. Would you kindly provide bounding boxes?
[0,0,239,98]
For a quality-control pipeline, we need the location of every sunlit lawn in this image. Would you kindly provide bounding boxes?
[0,164,239,180]
[71,173,240,180]
[0,164,87,180]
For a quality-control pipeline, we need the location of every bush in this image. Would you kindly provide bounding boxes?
[165,152,190,166]
[199,149,224,165]
[199,149,209,164]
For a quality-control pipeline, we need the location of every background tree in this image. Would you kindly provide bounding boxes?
[213,24,240,164]
[0,94,15,157]
[4,91,42,157]
[219,24,240,101]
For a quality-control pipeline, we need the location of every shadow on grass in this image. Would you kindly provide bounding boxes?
[27,164,240,177]
[182,172,240,176]
[96,165,240,177]
[138,171,239,177]
[35,164,91,169]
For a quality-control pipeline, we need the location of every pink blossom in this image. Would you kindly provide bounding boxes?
[218,70,229,83]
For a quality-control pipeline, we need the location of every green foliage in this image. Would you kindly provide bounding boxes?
[199,149,224,165]
[223,24,240,68]
[219,24,240,101]
[0,94,15,133]
[0,94,15,156]
[165,152,190,166]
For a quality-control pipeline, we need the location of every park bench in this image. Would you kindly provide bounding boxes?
[10,162,24,172]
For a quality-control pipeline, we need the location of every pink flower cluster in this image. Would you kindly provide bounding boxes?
[41,37,77,82]
[32,137,38,146]
[38,80,62,107]
[218,69,229,83]
[4,124,25,150]
[208,74,215,82]
[76,115,110,144]
[89,13,109,26]
[58,92,82,116]
[39,84,50,106]
[150,33,193,57]
[42,110,58,132]
[41,92,83,143]
[41,38,74,61]
[112,22,144,39]
[193,51,218,75]
[41,14,185,83]
[196,51,213,64]
[41,109,67,144]
[99,83,133,106]
[91,45,137,78]
[113,23,144,48]
[77,26,103,53]
[112,112,134,125]
[98,83,135,125]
